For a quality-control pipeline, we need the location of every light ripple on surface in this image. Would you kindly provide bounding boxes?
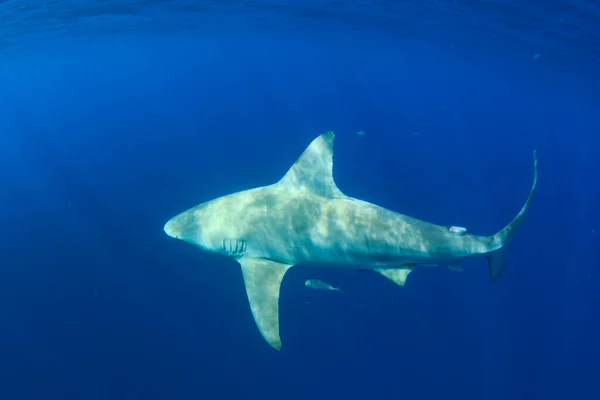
[1,0,599,67]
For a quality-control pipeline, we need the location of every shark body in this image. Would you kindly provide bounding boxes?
[164,132,538,350]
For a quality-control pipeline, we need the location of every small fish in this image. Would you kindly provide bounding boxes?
[304,279,343,292]
[449,226,469,235]
[447,264,464,273]
[356,130,366,136]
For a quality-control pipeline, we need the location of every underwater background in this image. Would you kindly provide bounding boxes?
[0,1,599,399]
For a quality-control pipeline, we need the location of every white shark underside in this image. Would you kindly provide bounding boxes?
[164,132,538,350]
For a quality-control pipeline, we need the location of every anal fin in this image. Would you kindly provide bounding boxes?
[487,250,505,281]
[239,258,292,351]
[375,267,413,287]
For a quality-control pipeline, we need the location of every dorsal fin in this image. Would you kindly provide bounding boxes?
[278,131,345,198]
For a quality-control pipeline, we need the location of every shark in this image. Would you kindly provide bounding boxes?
[164,131,538,350]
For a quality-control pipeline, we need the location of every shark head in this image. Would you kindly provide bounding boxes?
[163,200,221,253]
[164,209,200,244]
[164,192,256,260]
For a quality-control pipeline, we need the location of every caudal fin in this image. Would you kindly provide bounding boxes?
[487,151,538,281]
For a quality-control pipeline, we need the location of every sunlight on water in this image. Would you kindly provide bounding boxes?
[1,0,600,66]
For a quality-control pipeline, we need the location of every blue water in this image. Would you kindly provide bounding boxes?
[1,1,599,399]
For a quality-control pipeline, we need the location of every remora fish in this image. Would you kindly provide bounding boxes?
[164,131,538,350]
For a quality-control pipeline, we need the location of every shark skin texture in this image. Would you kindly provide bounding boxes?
[164,131,538,350]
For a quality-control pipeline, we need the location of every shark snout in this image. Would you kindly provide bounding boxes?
[163,212,202,245]
[163,219,178,239]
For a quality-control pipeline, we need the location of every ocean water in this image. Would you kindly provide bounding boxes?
[1,1,599,399]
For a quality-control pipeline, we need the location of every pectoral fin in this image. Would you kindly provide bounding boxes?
[375,267,413,287]
[239,258,292,351]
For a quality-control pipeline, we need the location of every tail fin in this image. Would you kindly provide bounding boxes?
[487,151,538,281]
